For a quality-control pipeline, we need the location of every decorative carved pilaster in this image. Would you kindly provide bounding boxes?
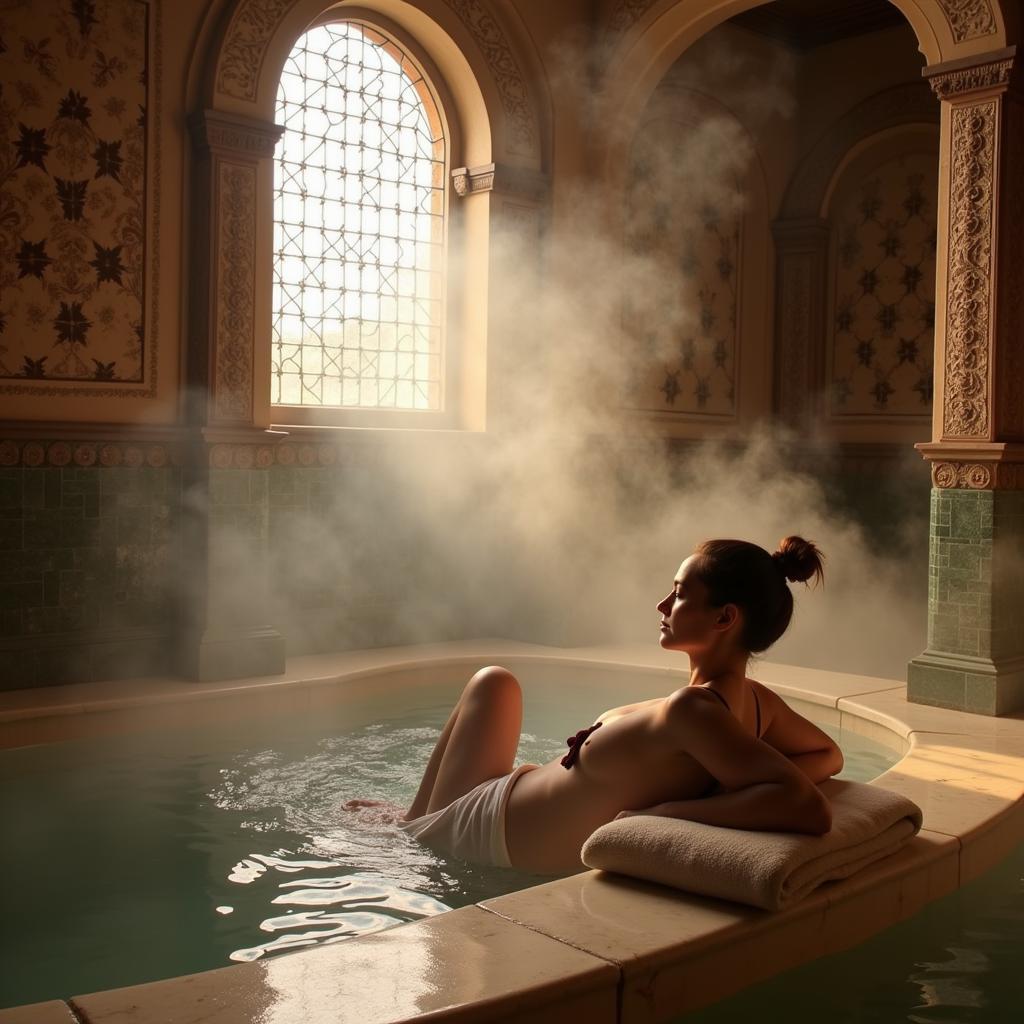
[942,99,996,439]
[187,111,283,428]
[214,164,257,422]
[925,48,1021,444]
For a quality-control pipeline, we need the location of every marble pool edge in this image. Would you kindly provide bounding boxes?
[1,640,1022,1024]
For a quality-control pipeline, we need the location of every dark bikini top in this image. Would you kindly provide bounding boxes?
[703,686,762,738]
[561,722,602,769]
[560,687,762,770]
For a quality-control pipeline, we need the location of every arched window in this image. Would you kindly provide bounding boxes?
[272,21,448,425]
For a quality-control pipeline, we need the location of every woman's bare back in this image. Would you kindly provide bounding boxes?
[505,685,766,874]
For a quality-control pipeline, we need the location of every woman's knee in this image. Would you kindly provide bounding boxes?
[464,665,521,705]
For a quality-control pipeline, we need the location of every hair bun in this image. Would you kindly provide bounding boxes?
[772,536,825,586]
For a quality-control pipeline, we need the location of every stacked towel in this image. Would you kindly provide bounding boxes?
[580,779,922,910]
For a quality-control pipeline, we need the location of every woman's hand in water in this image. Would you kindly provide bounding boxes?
[342,798,407,823]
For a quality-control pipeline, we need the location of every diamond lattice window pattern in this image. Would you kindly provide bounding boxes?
[272,22,446,410]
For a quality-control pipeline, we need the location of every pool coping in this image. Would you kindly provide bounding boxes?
[3,641,1024,1024]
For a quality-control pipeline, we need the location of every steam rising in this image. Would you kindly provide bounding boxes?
[266,24,929,681]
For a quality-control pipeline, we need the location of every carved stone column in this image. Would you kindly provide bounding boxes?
[908,47,1024,715]
[178,111,287,681]
[771,219,830,428]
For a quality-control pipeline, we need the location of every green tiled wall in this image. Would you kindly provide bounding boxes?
[0,466,181,689]
[910,487,1024,715]
[927,487,994,658]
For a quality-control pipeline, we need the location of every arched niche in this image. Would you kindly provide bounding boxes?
[772,83,940,440]
[596,0,1012,183]
[620,82,773,437]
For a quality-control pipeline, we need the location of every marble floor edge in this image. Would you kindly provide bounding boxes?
[477,900,628,970]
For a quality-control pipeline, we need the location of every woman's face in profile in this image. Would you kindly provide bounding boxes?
[656,557,719,652]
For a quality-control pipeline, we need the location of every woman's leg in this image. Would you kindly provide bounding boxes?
[405,666,523,819]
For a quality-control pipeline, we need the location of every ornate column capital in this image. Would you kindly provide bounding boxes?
[924,45,1019,100]
[452,162,549,202]
[188,109,285,159]
[916,441,1024,490]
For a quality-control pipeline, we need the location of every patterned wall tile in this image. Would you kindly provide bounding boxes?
[830,151,937,417]
[0,0,151,385]
[0,463,181,689]
[624,118,740,417]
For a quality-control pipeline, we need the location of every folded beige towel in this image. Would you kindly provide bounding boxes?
[580,779,922,911]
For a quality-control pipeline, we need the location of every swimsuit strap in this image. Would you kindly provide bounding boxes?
[701,686,730,712]
[560,721,602,769]
[704,684,762,738]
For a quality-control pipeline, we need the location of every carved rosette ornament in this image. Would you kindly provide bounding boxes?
[0,439,181,467]
[931,460,1024,489]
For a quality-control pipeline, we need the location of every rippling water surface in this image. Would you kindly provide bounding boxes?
[0,676,894,1008]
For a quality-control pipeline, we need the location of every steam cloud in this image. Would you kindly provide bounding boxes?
[265,22,930,682]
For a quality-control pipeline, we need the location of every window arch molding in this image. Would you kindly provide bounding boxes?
[187,0,550,438]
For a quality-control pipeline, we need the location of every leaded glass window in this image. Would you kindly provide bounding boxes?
[273,22,447,412]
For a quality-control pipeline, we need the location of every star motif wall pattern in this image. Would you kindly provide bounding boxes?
[0,0,148,383]
[831,151,937,417]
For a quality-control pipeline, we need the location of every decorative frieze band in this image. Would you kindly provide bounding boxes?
[0,439,181,469]
[920,442,1024,490]
[931,460,1024,489]
[0,438,361,470]
[208,442,339,469]
[451,162,549,201]
[927,54,1015,99]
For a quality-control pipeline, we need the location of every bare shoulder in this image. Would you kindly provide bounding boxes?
[750,679,836,754]
[663,685,731,729]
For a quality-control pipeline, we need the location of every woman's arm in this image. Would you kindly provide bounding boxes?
[623,688,832,834]
[617,781,829,834]
[759,687,843,784]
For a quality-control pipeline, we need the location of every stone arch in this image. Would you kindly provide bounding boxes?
[203,0,550,168]
[597,0,1013,181]
[773,83,941,437]
[779,82,940,221]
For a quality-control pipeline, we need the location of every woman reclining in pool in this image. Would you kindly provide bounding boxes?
[346,536,843,876]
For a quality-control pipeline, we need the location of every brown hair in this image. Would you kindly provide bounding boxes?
[691,536,824,653]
